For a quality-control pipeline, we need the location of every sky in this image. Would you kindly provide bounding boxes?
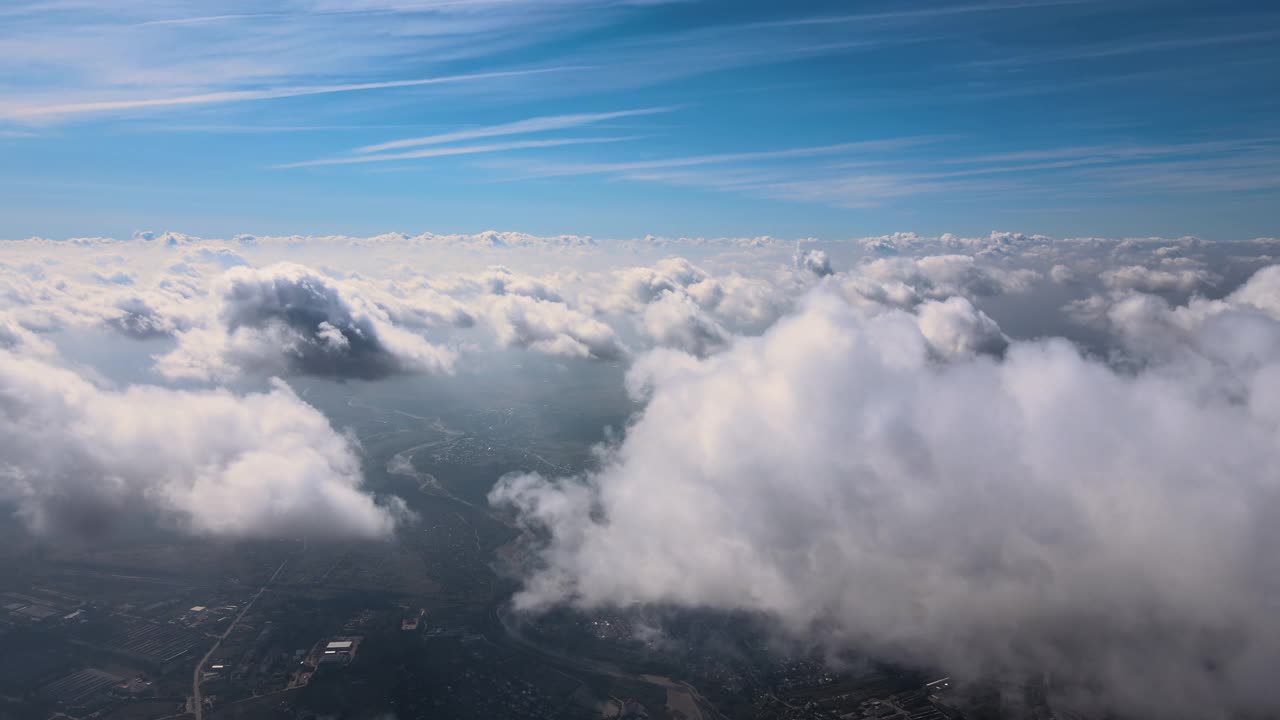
[2,0,1277,241]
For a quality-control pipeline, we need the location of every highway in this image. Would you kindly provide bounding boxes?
[189,556,291,720]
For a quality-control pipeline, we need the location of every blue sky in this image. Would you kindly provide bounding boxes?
[1,0,1277,241]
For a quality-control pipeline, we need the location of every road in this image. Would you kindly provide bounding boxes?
[189,556,291,720]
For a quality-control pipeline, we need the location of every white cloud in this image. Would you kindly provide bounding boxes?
[0,349,400,539]
[1091,265,1280,368]
[428,265,565,303]
[915,295,1007,358]
[492,265,1280,719]
[836,254,1040,315]
[1101,263,1216,294]
[276,135,635,169]
[354,107,673,154]
[2,67,578,121]
[481,294,626,360]
[606,257,712,310]
[860,254,1040,300]
[1049,263,1077,284]
[642,290,730,357]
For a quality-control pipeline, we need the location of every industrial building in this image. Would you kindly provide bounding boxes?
[319,637,361,665]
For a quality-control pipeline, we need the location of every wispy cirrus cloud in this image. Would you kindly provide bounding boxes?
[275,136,638,169]
[0,67,582,122]
[353,106,675,154]
[0,0,654,125]
[751,0,1103,28]
[500,137,938,179]
[133,13,285,27]
[967,28,1280,68]
[476,134,1280,211]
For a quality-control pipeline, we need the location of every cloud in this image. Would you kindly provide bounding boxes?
[1229,264,1280,317]
[93,269,134,285]
[1,68,578,122]
[500,138,934,180]
[642,290,731,357]
[277,136,635,168]
[594,257,795,352]
[835,254,1041,317]
[1101,263,1217,294]
[1092,264,1280,368]
[157,263,456,380]
[481,294,626,360]
[178,246,249,270]
[0,313,56,357]
[354,107,673,154]
[429,265,565,303]
[607,257,712,309]
[915,295,1008,358]
[0,349,400,540]
[0,253,202,339]
[1049,263,1077,284]
[106,294,183,339]
[858,254,1039,301]
[492,265,1280,719]
[794,245,834,277]
[686,272,793,328]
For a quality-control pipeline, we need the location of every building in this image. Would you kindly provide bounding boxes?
[319,637,361,665]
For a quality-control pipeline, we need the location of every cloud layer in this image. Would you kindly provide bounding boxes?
[5,228,1280,717]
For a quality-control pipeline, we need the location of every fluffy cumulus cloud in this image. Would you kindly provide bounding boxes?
[1101,262,1217,294]
[794,245,834,277]
[1049,263,1077,284]
[642,290,731,357]
[492,264,1280,720]
[598,256,794,346]
[1099,265,1280,368]
[480,293,627,360]
[0,349,400,540]
[859,254,1040,302]
[914,296,1008,358]
[157,263,457,380]
[605,257,715,311]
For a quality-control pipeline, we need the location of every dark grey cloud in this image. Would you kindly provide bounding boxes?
[105,295,178,339]
[794,245,834,277]
[158,263,455,380]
